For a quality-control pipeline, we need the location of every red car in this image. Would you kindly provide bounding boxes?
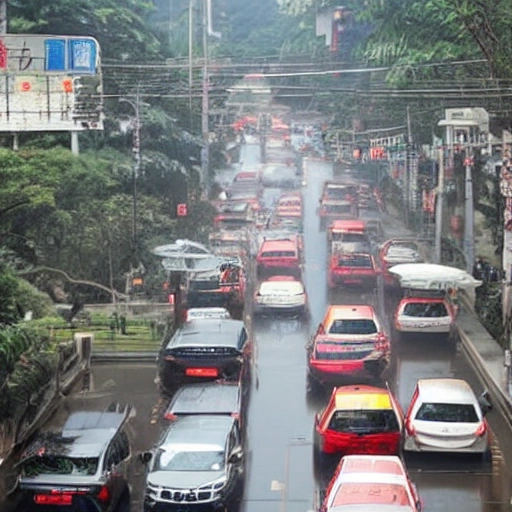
[328,251,380,289]
[314,385,403,462]
[307,305,390,387]
[256,236,303,278]
[320,455,422,512]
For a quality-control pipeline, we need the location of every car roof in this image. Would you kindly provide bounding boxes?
[168,382,241,416]
[339,455,407,478]
[329,506,414,512]
[330,220,366,231]
[416,378,476,404]
[162,415,235,447]
[23,410,127,460]
[266,275,298,282]
[166,319,245,349]
[333,386,393,411]
[260,239,297,250]
[324,305,377,324]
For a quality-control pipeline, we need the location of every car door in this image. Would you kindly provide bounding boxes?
[104,433,130,508]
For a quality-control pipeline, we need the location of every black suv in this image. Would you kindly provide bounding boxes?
[158,318,251,393]
[143,415,245,512]
[163,381,247,434]
[16,403,133,512]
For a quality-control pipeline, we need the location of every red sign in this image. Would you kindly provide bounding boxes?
[0,40,7,70]
[177,203,187,217]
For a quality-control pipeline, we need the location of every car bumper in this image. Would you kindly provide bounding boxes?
[145,501,226,512]
[320,434,401,456]
[309,357,388,383]
[253,303,306,316]
[403,433,488,453]
[328,274,378,288]
[395,324,452,334]
[160,358,247,390]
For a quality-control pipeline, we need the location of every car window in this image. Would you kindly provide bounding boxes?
[154,449,225,471]
[261,250,296,258]
[403,302,448,317]
[329,319,377,335]
[333,483,409,507]
[105,440,121,469]
[325,204,351,213]
[238,328,248,350]
[328,409,399,433]
[332,233,366,243]
[117,431,130,460]
[21,456,99,477]
[415,403,479,423]
[338,255,372,268]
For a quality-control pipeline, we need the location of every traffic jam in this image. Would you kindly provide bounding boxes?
[10,118,497,512]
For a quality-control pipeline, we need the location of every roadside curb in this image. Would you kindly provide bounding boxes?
[456,308,512,429]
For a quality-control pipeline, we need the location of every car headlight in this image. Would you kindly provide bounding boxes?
[213,476,227,491]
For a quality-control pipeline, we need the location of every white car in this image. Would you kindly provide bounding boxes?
[186,308,231,320]
[394,297,455,335]
[253,276,307,317]
[404,378,492,455]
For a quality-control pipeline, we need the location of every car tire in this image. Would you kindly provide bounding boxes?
[307,374,323,397]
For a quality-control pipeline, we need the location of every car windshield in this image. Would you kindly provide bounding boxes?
[338,255,372,268]
[21,456,99,477]
[155,449,225,471]
[403,302,448,317]
[189,279,220,291]
[329,319,378,335]
[325,204,352,214]
[328,409,400,433]
[415,403,479,423]
[326,187,353,199]
[261,250,296,258]
[333,483,410,507]
[332,233,366,243]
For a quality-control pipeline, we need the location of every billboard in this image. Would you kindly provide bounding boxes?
[0,34,103,132]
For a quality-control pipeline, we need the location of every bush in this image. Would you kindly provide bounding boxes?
[14,279,56,319]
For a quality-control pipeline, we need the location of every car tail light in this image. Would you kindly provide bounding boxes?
[231,412,240,421]
[475,421,487,437]
[164,412,178,421]
[375,334,389,352]
[97,485,111,503]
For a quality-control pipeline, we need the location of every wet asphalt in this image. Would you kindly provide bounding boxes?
[12,144,512,512]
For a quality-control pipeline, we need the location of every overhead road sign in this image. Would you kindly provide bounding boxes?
[0,34,104,133]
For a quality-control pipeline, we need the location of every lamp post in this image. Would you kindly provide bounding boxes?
[119,93,142,263]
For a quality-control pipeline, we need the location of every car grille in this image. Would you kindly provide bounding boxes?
[158,489,213,503]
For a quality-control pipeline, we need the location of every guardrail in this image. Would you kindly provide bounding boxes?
[457,293,512,430]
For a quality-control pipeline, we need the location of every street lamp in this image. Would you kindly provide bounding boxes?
[119,94,142,263]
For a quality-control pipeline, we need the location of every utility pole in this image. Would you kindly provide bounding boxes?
[463,147,475,274]
[120,92,141,264]
[188,0,194,120]
[404,105,412,227]
[0,0,7,34]
[434,148,445,263]
[201,0,209,192]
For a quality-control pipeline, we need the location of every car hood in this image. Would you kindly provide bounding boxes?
[148,470,225,489]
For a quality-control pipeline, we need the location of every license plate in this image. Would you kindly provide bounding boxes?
[186,368,219,377]
[34,494,73,506]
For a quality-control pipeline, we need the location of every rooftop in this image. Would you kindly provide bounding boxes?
[417,378,476,404]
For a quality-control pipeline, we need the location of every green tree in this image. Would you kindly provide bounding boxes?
[9,0,161,60]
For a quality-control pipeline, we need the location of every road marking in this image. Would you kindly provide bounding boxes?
[271,480,285,491]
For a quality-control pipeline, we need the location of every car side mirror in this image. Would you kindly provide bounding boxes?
[478,391,492,415]
[140,451,152,464]
[228,446,244,464]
